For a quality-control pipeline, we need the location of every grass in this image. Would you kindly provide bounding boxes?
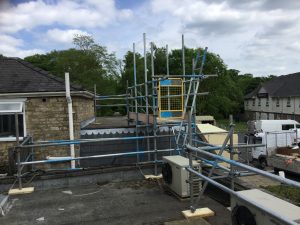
[216,119,247,133]
[262,185,300,205]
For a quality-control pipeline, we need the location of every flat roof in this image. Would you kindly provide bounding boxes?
[1,179,231,225]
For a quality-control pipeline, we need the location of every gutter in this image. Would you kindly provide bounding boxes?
[0,91,94,99]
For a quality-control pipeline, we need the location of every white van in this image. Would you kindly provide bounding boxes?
[248,120,300,134]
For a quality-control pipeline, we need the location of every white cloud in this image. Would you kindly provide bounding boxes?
[148,0,300,75]
[0,34,44,58]
[0,0,132,33]
[46,28,91,44]
[1,0,300,75]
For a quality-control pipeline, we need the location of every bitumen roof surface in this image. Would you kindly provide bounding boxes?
[0,57,83,94]
[1,179,231,225]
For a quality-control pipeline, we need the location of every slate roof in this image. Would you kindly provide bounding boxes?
[245,72,300,99]
[0,57,83,94]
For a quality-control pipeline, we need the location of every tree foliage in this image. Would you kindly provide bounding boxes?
[25,35,120,95]
[24,35,272,119]
[121,46,271,119]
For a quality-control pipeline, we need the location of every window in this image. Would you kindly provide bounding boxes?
[282,124,294,130]
[266,98,269,107]
[296,124,300,129]
[287,97,291,107]
[254,137,262,144]
[258,98,261,106]
[0,101,26,141]
[276,98,280,107]
[252,99,255,106]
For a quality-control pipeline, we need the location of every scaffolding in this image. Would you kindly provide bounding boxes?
[11,33,300,224]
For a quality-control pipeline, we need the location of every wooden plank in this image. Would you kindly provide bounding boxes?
[182,208,215,219]
[144,174,162,179]
[8,187,34,195]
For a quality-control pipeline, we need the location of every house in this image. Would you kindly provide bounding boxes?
[0,57,95,173]
[244,72,300,121]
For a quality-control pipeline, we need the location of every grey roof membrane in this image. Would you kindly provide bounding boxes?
[0,57,83,94]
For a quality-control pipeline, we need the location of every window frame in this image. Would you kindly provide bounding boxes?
[0,99,27,142]
[276,98,280,107]
[287,97,291,107]
[282,124,294,130]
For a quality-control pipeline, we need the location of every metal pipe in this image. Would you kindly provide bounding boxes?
[19,135,175,148]
[186,167,299,225]
[229,115,235,190]
[126,80,130,126]
[187,144,300,189]
[96,104,127,107]
[133,43,139,164]
[166,44,169,76]
[19,148,175,166]
[151,42,158,175]
[20,136,32,146]
[144,33,150,162]
[94,84,97,116]
[15,113,22,190]
[65,72,75,169]
[97,97,127,100]
[182,34,186,100]
[191,125,234,211]
[95,94,128,98]
[188,111,194,210]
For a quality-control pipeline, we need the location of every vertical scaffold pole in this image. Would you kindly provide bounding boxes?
[15,113,22,190]
[133,43,139,163]
[94,84,97,117]
[144,33,150,161]
[126,80,130,126]
[188,110,194,211]
[229,114,235,191]
[151,42,158,175]
[182,34,186,99]
[166,44,170,110]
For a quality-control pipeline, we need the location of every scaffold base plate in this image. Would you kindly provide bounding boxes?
[182,207,215,219]
[8,187,34,195]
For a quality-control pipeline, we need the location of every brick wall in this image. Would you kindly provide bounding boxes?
[0,95,94,173]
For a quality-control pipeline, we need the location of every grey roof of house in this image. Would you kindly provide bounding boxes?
[0,57,83,94]
[245,72,300,99]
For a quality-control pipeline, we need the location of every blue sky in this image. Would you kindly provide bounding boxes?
[1,0,300,76]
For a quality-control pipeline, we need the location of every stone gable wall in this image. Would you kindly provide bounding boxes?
[0,96,94,173]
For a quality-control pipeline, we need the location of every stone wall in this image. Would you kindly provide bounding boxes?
[0,142,15,173]
[0,95,94,173]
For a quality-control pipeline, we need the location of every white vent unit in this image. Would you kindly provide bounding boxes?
[231,189,300,225]
[162,155,201,198]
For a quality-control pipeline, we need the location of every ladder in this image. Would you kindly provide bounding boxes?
[175,47,208,151]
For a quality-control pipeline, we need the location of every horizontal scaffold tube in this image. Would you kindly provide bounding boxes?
[18,148,175,166]
[187,144,300,189]
[186,167,299,225]
[19,135,175,148]
[96,94,128,98]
